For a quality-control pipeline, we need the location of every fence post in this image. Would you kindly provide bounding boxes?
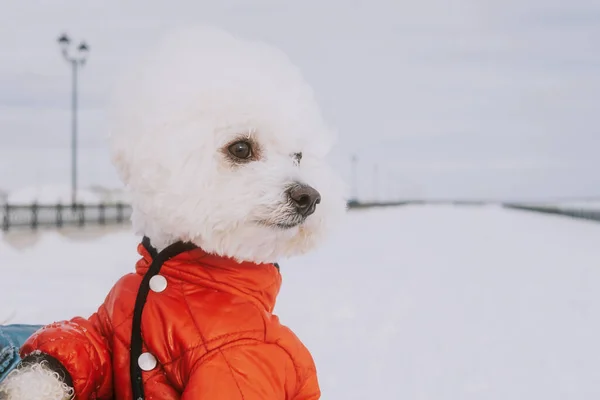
[99,203,105,225]
[31,202,38,230]
[56,203,63,228]
[78,204,85,227]
[2,203,9,232]
[116,202,123,223]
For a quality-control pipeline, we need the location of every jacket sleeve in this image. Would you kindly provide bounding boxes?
[20,304,113,400]
[181,341,320,400]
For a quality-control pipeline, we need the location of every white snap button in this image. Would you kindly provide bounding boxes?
[138,352,157,371]
[149,275,167,293]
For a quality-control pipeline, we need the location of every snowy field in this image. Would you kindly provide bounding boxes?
[2,205,600,399]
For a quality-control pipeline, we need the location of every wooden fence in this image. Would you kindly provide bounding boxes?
[2,203,132,231]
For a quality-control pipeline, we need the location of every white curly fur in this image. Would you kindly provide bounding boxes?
[108,25,347,262]
[0,363,73,400]
[0,25,346,400]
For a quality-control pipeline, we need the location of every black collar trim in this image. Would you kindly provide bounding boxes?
[131,237,280,398]
[130,236,196,400]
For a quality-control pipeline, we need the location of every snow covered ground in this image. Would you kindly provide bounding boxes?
[1,205,599,398]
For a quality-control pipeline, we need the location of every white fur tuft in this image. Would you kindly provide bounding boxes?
[0,363,73,400]
[107,25,347,263]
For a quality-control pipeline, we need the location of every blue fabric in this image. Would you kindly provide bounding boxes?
[0,324,42,382]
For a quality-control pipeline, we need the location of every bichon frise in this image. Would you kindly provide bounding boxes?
[0,26,345,400]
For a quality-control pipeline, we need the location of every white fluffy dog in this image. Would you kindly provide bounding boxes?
[111,25,346,260]
[0,26,345,399]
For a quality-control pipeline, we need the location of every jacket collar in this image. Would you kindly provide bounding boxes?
[135,240,282,313]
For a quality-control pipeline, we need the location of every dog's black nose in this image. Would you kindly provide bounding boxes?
[288,184,321,217]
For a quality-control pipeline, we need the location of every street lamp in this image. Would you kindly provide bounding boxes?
[373,163,379,202]
[57,33,89,206]
[350,154,359,202]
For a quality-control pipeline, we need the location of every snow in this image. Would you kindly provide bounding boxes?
[2,205,600,398]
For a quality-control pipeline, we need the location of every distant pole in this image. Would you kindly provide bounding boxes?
[373,163,379,202]
[351,154,358,201]
[57,33,89,206]
[388,171,400,201]
[71,60,78,206]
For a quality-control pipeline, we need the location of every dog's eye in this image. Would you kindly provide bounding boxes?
[228,141,252,160]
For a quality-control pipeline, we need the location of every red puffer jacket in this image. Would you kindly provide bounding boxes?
[20,241,320,399]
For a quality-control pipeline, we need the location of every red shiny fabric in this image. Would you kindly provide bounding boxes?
[21,243,320,399]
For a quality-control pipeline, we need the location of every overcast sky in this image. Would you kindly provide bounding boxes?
[1,0,599,200]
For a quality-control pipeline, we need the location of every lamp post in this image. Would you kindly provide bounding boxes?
[350,154,358,202]
[57,33,89,206]
[373,163,379,202]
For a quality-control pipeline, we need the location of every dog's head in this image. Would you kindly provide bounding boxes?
[108,26,347,263]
